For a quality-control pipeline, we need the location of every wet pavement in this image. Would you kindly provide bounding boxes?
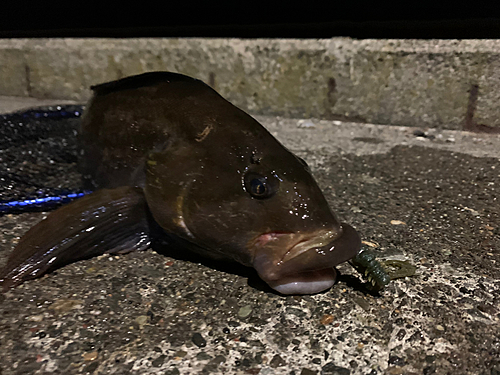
[0,103,498,375]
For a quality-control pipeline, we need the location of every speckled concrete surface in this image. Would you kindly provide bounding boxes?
[0,103,499,375]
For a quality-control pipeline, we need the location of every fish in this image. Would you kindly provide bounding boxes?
[0,71,361,295]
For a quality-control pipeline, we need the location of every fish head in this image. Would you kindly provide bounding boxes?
[144,109,360,295]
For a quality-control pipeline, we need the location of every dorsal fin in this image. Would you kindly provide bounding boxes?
[91,72,202,95]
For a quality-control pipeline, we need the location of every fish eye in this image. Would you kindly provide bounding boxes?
[250,178,267,197]
[244,172,278,199]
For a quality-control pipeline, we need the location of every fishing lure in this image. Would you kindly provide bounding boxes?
[349,248,391,292]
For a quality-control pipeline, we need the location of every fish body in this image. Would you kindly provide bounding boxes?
[0,72,361,294]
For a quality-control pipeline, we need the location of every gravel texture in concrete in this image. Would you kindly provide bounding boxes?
[0,101,499,375]
[1,39,500,130]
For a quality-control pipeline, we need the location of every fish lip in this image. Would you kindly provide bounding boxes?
[252,223,361,284]
[250,228,342,271]
[266,268,338,295]
[278,229,341,264]
[251,228,341,259]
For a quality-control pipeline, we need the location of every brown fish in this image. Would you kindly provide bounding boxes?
[0,72,361,294]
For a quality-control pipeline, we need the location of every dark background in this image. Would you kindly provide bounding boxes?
[1,3,500,39]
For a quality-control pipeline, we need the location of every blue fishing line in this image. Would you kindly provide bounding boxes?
[0,190,93,213]
[20,108,82,119]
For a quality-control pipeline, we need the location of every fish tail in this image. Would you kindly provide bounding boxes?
[0,186,151,291]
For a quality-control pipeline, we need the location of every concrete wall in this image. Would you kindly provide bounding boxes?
[0,38,499,130]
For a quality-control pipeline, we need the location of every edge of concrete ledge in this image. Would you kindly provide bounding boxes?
[1,38,499,130]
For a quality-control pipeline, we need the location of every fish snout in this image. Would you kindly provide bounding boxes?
[252,223,361,294]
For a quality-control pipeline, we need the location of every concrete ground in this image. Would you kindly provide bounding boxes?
[0,98,499,375]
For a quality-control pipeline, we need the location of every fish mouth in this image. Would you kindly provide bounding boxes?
[251,223,361,294]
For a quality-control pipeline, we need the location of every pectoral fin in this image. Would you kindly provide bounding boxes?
[0,186,151,291]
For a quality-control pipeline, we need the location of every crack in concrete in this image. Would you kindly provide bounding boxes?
[464,84,500,134]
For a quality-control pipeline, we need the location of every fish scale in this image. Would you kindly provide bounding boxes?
[0,72,388,294]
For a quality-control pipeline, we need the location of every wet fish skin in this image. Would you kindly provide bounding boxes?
[0,72,361,294]
[0,187,151,290]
